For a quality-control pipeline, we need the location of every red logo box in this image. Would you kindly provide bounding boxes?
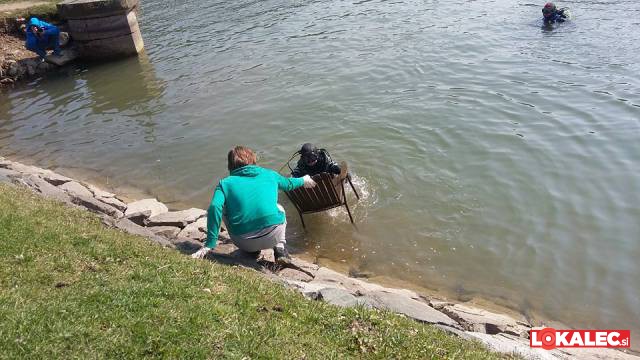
[530,328,631,350]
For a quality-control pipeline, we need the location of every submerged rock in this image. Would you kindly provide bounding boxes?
[362,290,459,327]
[437,303,530,337]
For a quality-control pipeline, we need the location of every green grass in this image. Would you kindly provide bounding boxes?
[0,1,59,22]
[0,183,506,359]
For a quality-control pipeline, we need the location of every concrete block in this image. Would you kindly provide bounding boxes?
[58,0,139,20]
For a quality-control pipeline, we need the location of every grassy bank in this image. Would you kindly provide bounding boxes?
[0,184,505,359]
[0,0,59,23]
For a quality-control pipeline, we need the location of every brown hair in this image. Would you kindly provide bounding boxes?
[228,146,257,171]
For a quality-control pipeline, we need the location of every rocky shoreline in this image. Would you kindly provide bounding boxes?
[0,156,636,360]
[0,31,56,87]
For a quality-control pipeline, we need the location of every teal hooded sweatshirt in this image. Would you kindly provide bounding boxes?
[205,165,304,248]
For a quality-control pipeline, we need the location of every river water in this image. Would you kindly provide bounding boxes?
[1,0,639,333]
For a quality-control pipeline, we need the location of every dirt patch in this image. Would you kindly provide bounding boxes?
[0,31,56,87]
[1,31,34,61]
[0,1,50,12]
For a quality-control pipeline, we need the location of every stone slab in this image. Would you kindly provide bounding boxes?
[45,48,79,66]
[59,181,93,198]
[97,196,127,212]
[3,162,48,175]
[86,183,115,198]
[148,226,181,239]
[13,174,71,203]
[124,198,167,218]
[438,303,530,337]
[40,171,73,186]
[71,195,123,218]
[278,267,313,283]
[362,290,459,327]
[0,168,20,182]
[177,217,207,241]
[465,332,559,360]
[310,267,420,299]
[318,287,363,308]
[281,280,327,299]
[57,0,139,20]
[114,218,172,247]
[147,208,206,228]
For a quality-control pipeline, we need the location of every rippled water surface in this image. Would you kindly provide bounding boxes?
[1,0,639,332]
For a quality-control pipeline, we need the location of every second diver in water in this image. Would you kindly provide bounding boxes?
[542,2,567,24]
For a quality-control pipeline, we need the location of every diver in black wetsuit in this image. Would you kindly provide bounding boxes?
[291,143,341,177]
[542,2,567,24]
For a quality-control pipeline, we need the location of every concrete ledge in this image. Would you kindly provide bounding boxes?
[76,26,144,59]
[67,11,140,41]
[57,0,139,20]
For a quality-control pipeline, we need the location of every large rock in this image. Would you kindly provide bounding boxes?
[0,168,20,182]
[3,161,48,175]
[317,288,363,308]
[124,198,168,218]
[71,195,123,218]
[113,218,172,247]
[362,290,459,327]
[59,181,94,198]
[97,196,127,212]
[148,226,181,239]
[435,303,530,337]
[86,183,115,198]
[278,268,313,283]
[177,216,207,241]
[147,208,206,228]
[40,171,73,186]
[465,332,559,360]
[310,267,419,299]
[282,280,327,299]
[12,174,71,203]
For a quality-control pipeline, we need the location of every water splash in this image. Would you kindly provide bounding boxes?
[326,172,375,223]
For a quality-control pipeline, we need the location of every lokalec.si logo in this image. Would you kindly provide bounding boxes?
[530,328,631,350]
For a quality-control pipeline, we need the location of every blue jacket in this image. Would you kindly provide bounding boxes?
[25,17,59,52]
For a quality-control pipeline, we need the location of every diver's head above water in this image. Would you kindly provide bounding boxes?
[542,2,557,20]
[300,143,319,167]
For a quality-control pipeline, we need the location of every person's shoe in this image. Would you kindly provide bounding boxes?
[273,246,292,265]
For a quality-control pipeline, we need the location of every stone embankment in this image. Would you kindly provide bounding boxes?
[0,156,636,360]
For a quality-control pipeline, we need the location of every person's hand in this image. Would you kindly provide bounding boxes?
[191,246,211,259]
[302,175,316,188]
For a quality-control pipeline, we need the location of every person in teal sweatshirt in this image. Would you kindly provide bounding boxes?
[192,146,316,264]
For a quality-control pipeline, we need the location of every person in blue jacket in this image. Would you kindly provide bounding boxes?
[25,17,61,59]
[542,2,567,24]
